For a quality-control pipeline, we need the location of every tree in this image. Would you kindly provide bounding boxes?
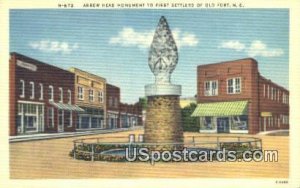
[181,103,199,132]
[139,97,147,110]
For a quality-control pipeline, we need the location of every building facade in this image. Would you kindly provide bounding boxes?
[192,58,289,134]
[119,103,143,128]
[69,68,106,130]
[106,84,120,129]
[9,52,83,136]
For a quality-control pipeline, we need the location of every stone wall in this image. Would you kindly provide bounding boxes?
[144,95,183,144]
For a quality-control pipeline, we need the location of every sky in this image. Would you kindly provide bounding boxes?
[10,9,289,103]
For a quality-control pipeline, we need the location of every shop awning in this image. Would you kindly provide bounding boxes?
[49,101,85,112]
[191,101,248,117]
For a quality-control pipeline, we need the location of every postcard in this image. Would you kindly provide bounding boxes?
[0,0,300,188]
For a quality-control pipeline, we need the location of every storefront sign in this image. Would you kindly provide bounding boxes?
[17,60,37,72]
[261,112,272,117]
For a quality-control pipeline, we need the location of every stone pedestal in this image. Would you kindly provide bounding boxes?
[144,95,183,145]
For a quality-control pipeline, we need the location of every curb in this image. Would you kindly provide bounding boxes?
[9,127,143,143]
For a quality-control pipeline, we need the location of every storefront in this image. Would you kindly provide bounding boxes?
[120,113,138,128]
[76,107,104,130]
[192,101,249,134]
[107,111,118,129]
[17,101,44,134]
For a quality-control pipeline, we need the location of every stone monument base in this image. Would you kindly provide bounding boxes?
[144,95,183,149]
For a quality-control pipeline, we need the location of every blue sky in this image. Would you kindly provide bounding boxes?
[10,9,289,103]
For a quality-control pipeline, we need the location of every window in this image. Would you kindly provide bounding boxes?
[114,97,118,107]
[282,115,289,124]
[109,97,113,107]
[65,111,72,127]
[39,83,43,100]
[89,89,94,102]
[231,116,248,130]
[271,87,276,100]
[277,90,280,102]
[19,80,25,98]
[98,91,104,103]
[282,93,288,104]
[47,107,54,128]
[23,104,38,132]
[267,85,270,99]
[29,81,34,99]
[227,77,241,94]
[78,86,84,100]
[58,109,64,127]
[68,90,72,104]
[48,85,54,101]
[271,87,273,100]
[263,84,266,98]
[59,87,63,103]
[204,80,218,96]
[200,117,215,130]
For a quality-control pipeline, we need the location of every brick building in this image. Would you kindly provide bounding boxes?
[69,68,106,130]
[106,84,120,129]
[9,52,83,136]
[192,58,289,134]
[119,103,143,128]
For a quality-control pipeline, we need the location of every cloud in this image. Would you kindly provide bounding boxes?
[29,40,79,54]
[109,27,199,50]
[247,40,284,57]
[219,40,245,51]
[219,40,284,57]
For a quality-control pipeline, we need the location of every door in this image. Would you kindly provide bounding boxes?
[217,117,229,133]
[58,109,64,132]
[110,118,114,129]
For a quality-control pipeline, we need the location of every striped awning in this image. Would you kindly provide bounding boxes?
[191,101,248,117]
[49,101,85,112]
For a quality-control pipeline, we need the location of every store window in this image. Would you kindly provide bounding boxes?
[231,115,248,130]
[91,117,102,128]
[81,116,90,129]
[200,117,215,130]
[20,103,41,133]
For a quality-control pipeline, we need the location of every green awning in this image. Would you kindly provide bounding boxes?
[191,101,248,117]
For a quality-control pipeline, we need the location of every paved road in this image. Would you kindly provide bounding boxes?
[10,130,289,178]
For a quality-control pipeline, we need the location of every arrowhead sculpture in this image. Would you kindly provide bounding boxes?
[148,16,178,84]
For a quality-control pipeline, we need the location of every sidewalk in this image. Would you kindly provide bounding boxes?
[9,126,143,143]
[258,129,289,136]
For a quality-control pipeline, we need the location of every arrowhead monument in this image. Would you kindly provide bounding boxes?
[144,16,183,145]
